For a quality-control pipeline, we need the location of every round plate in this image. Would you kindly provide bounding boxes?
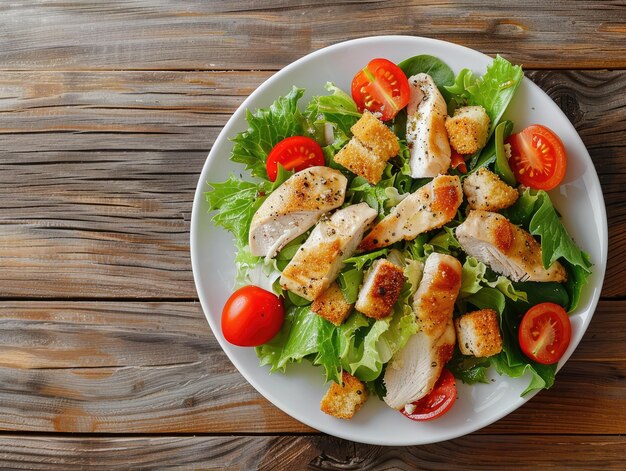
[190,36,607,445]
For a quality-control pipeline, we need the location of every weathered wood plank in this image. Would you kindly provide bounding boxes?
[0,434,624,470]
[0,301,622,434]
[1,1,625,71]
[0,69,624,298]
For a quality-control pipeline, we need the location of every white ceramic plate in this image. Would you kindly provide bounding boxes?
[190,36,607,445]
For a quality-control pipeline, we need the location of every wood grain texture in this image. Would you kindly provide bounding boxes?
[1,1,625,71]
[0,434,624,470]
[1,69,624,298]
[0,301,623,434]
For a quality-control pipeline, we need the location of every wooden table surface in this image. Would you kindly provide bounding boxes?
[1,1,625,469]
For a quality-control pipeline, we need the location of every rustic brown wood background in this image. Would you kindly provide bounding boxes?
[1,1,625,469]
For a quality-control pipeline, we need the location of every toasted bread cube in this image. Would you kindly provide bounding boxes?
[334,137,388,184]
[320,371,368,419]
[445,105,490,154]
[355,259,405,319]
[455,309,503,357]
[311,282,353,326]
[350,111,400,160]
[463,167,519,212]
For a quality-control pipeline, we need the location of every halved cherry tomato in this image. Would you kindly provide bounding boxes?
[221,285,284,347]
[450,150,468,174]
[401,369,457,421]
[266,136,325,182]
[351,58,410,121]
[506,124,567,190]
[519,302,571,365]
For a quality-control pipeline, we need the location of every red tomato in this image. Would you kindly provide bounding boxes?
[265,136,325,182]
[221,286,284,347]
[519,302,572,365]
[401,369,457,421]
[450,150,468,173]
[351,58,410,121]
[506,124,567,190]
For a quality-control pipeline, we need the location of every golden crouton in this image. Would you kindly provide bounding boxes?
[355,259,405,319]
[463,167,519,212]
[350,111,400,160]
[445,105,490,154]
[320,371,368,419]
[334,137,388,185]
[455,309,503,357]
[311,282,353,326]
[334,112,399,184]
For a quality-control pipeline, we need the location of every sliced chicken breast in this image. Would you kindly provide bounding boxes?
[249,166,347,258]
[406,73,451,178]
[384,253,462,410]
[354,259,405,319]
[280,202,377,301]
[359,175,462,252]
[455,210,567,282]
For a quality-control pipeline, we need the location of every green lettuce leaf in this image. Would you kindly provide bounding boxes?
[343,248,389,271]
[460,257,527,302]
[343,303,418,382]
[256,305,342,383]
[231,86,307,179]
[256,306,319,371]
[234,246,283,295]
[313,319,342,383]
[463,285,555,396]
[205,176,267,247]
[491,354,556,396]
[424,226,462,256]
[448,351,491,385]
[445,55,523,134]
[305,82,361,136]
[501,187,541,227]
[529,191,592,272]
[528,190,592,311]
[337,268,364,304]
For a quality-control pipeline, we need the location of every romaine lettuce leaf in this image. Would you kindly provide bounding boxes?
[231,86,307,179]
[343,302,418,382]
[256,306,318,371]
[256,305,343,383]
[501,186,541,227]
[445,55,523,134]
[528,190,592,311]
[460,257,527,302]
[205,176,267,247]
[343,248,389,271]
[462,285,555,396]
[448,351,491,385]
[234,246,282,295]
[424,226,462,256]
[529,191,592,272]
[337,268,364,304]
[313,319,342,383]
[305,82,361,136]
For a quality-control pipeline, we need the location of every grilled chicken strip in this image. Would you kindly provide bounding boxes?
[280,202,377,301]
[455,210,567,282]
[383,253,462,410]
[358,175,462,252]
[406,73,452,178]
[249,166,347,258]
[355,259,405,319]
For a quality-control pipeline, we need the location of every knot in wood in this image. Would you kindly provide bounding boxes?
[552,89,583,126]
